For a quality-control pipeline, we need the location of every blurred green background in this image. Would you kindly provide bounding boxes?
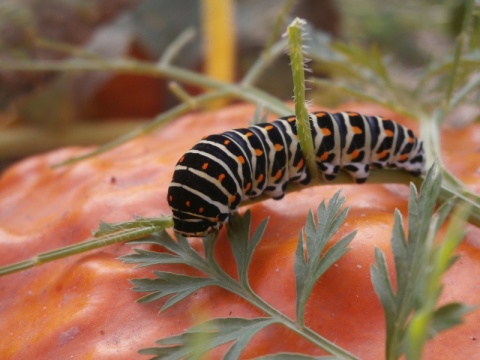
[0,0,475,167]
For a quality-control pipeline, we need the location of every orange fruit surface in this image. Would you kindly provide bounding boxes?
[0,103,479,359]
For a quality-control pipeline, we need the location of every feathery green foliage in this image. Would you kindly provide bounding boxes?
[122,192,358,359]
[371,164,473,360]
[295,192,356,326]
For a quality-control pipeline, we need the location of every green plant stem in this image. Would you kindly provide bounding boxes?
[263,0,297,52]
[53,90,231,167]
[0,121,142,160]
[310,78,420,121]
[207,262,358,359]
[418,110,480,210]
[159,27,197,66]
[168,81,197,106]
[0,58,291,116]
[2,54,292,167]
[449,72,480,109]
[241,37,288,87]
[240,0,295,86]
[442,0,476,119]
[288,18,319,182]
[35,37,102,60]
[0,220,172,276]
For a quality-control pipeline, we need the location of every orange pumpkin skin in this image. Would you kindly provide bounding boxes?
[0,104,479,359]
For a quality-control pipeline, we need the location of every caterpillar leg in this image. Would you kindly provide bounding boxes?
[318,163,340,181]
[342,163,370,184]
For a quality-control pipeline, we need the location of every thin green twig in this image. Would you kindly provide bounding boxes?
[159,27,197,66]
[35,37,103,60]
[263,0,297,52]
[0,219,172,276]
[241,37,288,87]
[442,0,477,120]
[53,89,231,167]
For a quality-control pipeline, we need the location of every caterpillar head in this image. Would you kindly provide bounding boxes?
[167,183,226,237]
[170,210,222,237]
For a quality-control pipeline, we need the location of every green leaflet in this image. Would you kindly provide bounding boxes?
[131,273,221,311]
[295,191,355,326]
[227,210,268,288]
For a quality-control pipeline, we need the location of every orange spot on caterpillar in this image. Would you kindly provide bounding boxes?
[255,149,263,156]
[169,195,173,202]
[186,201,191,207]
[318,152,329,162]
[230,194,237,203]
[265,125,273,130]
[245,182,251,191]
[384,129,394,137]
[398,154,409,161]
[322,128,332,136]
[274,169,283,180]
[274,144,283,151]
[297,158,304,169]
[224,139,230,145]
[408,136,415,143]
[352,126,362,134]
[316,112,327,117]
[199,207,204,213]
[350,149,361,160]
[378,150,389,159]
[287,116,296,122]
[246,132,253,137]
[179,156,185,163]
[237,156,245,164]
[202,162,209,170]
[257,173,264,183]
[347,111,358,116]
[218,174,226,182]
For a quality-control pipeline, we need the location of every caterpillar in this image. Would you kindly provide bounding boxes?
[167,111,425,237]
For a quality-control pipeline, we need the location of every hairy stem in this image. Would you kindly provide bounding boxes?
[288,18,319,182]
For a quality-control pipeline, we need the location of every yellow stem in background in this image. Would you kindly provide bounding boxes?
[201,0,236,109]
